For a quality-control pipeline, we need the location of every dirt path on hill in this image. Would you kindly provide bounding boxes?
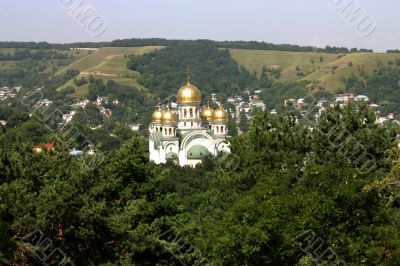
[80,71,121,78]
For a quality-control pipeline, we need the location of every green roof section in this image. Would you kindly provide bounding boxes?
[166,152,178,160]
[187,145,210,159]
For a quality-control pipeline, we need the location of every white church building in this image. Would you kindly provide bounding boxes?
[149,81,231,167]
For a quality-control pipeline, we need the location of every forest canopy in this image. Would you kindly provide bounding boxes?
[1,104,400,265]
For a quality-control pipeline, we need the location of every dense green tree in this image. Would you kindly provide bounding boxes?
[0,135,183,265]
[345,67,400,115]
[71,103,103,127]
[169,104,399,265]
[1,118,51,146]
[127,40,253,99]
[238,110,249,133]
[259,80,308,110]
[73,77,88,86]
[227,117,238,137]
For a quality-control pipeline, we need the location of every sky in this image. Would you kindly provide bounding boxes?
[0,0,398,52]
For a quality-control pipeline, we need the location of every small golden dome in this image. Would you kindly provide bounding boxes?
[162,109,177,124]
[213,107,229,123]
[201,107,214,122]
[152,108,163,123]
[177,82,201,105]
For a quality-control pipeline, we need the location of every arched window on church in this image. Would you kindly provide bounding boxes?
[169,128,172,135]
[189,108,193,118]
[216,126,219,133]
[191,122,193,127]
[164,129,167,135]
[184,109,187,118]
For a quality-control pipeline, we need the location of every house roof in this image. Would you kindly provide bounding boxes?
[34,142,55,150]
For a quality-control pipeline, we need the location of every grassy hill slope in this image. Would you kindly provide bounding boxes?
[57,46,162,97]
[56,46,400,97]
[56,46,162,75]
[303,52,399,90]
[0,48,91,72]
[229,49,400,91]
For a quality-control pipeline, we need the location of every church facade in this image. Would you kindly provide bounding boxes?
[149,81,230,167]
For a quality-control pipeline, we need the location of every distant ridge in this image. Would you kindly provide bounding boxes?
[0,38,374,53]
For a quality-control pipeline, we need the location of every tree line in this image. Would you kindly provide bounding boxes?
[0,49,69,61]
[0,39,374,53]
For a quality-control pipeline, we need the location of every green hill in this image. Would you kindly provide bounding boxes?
[229,49,400,91]
[229,49,343,78]
[56,46,163,97]
[56,46,162,75]
[56,46,400,97]
[0,48,90,72]
[303,52,399,90]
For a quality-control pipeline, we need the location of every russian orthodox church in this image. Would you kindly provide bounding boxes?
[149,81,231,167]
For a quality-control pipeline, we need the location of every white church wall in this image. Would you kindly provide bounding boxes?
[215,139,231,154]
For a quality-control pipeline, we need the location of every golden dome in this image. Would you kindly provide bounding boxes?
[151,108,163,123]
[177,82,201,105]
[213,107,229,123]
[201,107,214,122]
[162,109,177,124]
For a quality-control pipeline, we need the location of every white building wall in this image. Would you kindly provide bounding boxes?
[149,102,230,167]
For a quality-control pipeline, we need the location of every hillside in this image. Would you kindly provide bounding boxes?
[54,46,400,98]
[304,52,400,90]
[0,48,90,73]
[56,46,162,97]
[56,46,162,75]
[229,49,400,91]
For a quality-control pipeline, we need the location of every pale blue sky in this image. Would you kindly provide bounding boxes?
[0,0,398,51]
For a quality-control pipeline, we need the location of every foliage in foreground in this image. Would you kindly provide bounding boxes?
[0,104,400,265]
